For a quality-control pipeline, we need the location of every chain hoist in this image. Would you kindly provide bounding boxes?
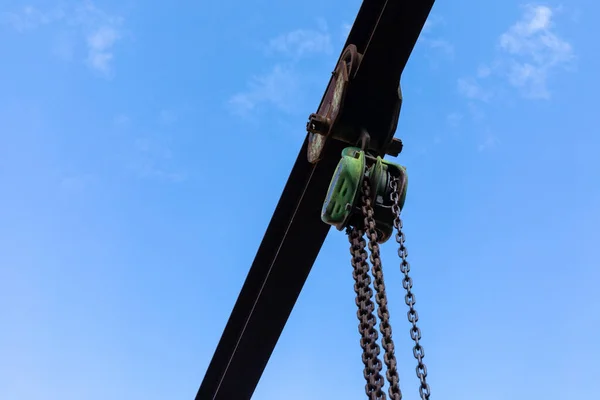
[321,145,430,400]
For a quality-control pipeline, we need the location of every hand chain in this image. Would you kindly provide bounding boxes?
[391,177,431,400]
[361,178,402,400]
[347,226,387,399]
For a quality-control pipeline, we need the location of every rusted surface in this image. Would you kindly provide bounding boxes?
[306,0,434,161]
[307,44,359,163]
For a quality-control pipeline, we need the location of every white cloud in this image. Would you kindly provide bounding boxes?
[159,109,178,124]
[229,64,300,116]
[0,5,65,32]
[340,23,352,42]
[499,5,553,53]
[478,131,499,152]
[86,26,119,75]
[498,5,574,99]
[418,15,454,61]
[477,65,492,78]
[111,115,184,182]
[457,78,492,102]
[51,31,76,61]
[467,102,486,122]
[458,5,574,101]
[422,15,445,34]
[229,23,334,118]
[74,1,124,77]
[426,38,454,56]
[446,112,463,127]
[113,114,131,127]
[268,28,332,58]
[1,2,124,77]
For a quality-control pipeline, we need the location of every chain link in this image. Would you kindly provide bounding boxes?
[347,226,387,399]
[391,177,431,400]
[346,171,431,400]
[361,178,402,400]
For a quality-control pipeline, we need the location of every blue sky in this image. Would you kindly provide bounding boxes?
[1,0,598,399]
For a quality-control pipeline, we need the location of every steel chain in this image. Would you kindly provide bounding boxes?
[391,177,431,400]
[361,178,402,400]
[347,226,387,399]
[346,170,431,400]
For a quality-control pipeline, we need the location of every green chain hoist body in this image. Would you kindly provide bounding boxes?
[321,147,408,243]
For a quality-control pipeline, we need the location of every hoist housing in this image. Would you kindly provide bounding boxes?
[321,147,408,243]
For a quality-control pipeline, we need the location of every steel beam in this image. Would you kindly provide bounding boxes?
[195,138,344,400]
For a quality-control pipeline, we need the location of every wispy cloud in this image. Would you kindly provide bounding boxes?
[229,64,301,116]
[158,109,178,125]
[457,78,492,102]
[449,4,575,152]
[498,4,574,98]
[478,130,499,152]
[476,65,492,78]
[467,102,486,123]
[422,14,445,34]
[128,136,185,183]
[0,5,65,32]
[113,114,131,127]
[419,15,455,61]
[73,1,124,77]
[86,26,119,75]
[339,22,352,42]
[446,112,463,127]
[458,4,574,101]
[267,28,332,59]
[1,1,124,77]
[111,112,185,182]
[229,23,332,117]
[426,38,454,56]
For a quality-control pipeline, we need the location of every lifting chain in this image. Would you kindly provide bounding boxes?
[361,179,402,400]
[347,227,386,399]
[346,175,431,400]
[391,177,431,400]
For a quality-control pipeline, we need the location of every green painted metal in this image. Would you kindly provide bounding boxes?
[321,147,365,230]
[321,147,408,243]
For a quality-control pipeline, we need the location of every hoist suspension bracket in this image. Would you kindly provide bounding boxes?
[322,147,408,243]
[306,45,361,163]
[306,42,405,164]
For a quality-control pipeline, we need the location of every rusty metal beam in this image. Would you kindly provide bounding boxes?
[195,1,435,399]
